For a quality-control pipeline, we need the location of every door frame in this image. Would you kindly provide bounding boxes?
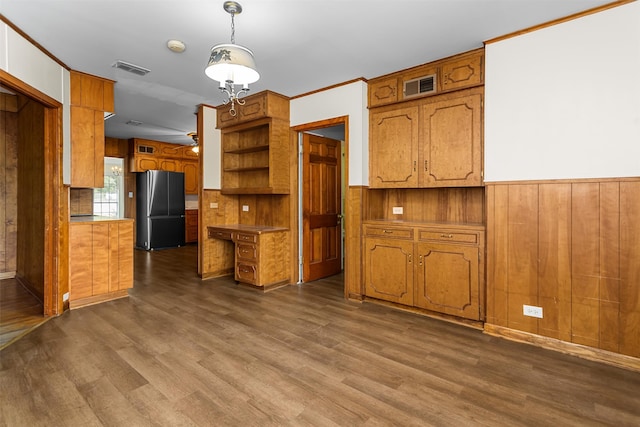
[291,116,348,285]
[1,70,66,316]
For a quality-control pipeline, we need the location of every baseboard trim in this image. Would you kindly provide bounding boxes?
[484,323,640,373]
[0,271,16,280]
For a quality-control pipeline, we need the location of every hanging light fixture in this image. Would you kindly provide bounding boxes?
[205,1,259,116]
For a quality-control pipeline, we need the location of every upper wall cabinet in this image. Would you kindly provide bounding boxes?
[370,87,483,188]
[217,91,291,194]
[70,71,115,188]
[129,138,199,195]
[368,48,483,108]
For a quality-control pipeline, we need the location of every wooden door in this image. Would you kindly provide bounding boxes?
[369,106,419,188]
[364,237,414,305]
[420,91,482,187]
[414,242,480,320]
[303,133,342,282]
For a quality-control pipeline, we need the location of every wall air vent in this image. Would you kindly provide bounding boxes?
[112,60,151,76]
[403,74,436,98]
[138,145,155,154]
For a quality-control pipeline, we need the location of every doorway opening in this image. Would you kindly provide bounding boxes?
[294,118,347,285]
[0,73,64,348]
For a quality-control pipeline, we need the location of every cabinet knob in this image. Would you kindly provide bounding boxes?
[419,255,423,266]
[408,254,412,264]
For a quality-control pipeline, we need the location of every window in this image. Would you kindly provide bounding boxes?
[94,157,124,218]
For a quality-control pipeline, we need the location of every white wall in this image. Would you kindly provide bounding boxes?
[484,2,640,182]
[290,81,369,186]
[201,105,221,189]
[1,22,72,184]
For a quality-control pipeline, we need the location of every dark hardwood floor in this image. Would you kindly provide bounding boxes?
[1,244,640,426]
[0,278,46,350]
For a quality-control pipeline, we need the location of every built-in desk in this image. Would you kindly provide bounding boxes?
[207,225,290,290]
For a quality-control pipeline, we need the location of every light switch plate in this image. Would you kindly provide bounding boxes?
[210,202,218,208]
[392,206,403,215]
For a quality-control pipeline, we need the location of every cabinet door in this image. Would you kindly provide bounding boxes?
[420,92,482,187]
[69,224,93,300]
[159,158,180,172]
[440,51,483,92]
[415,242,480,320]
[71,107,104,188]
[369,77,399,107]
[134,156,159,172]
[182,161,198,194]
[364,237,414,305]
[369,106,419,188]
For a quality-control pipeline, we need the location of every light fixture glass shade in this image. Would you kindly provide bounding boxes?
[205,44,259,85]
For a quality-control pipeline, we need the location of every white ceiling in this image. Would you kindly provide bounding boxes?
[3,0,613,145]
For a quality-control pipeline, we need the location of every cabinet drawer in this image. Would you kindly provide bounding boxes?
[365,226,413,240]
[236,262,258,285]
[236,243,258,262]
[208,229,233,240]
[418,230,478,244]
[235,232,258,243]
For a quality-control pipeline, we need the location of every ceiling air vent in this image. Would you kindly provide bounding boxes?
[403,74,436,98]
[112,60,151,76]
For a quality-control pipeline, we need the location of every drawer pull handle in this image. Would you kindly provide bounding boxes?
[440,234,453,238]
[383,230,393,234]
[408,254,412,264]
[419,255,423,266]
[413,161,416,172]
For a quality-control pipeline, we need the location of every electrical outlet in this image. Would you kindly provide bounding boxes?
[392,206,403,215]
[242,205,249,212]
[523,304,543,318]
[210,202,218,209]
[63,292,69,302]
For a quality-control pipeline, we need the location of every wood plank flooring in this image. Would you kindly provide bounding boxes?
[0,278,45,350]
[1,244,640,426]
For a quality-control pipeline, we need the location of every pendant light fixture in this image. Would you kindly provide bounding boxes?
[205,1,259,116]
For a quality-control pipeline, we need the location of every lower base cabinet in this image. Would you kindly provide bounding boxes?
[364,222,485,321]
[69,218,134,308]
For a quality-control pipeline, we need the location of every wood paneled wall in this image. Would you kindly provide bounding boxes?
[345,186,365,299]
[366,187,485,224]
[486,180,640,358]
[200,189,238,278]
[16,97,46,301]
[0,94,18,277]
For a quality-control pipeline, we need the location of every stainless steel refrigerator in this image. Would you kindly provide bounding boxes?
[136,170,185,250]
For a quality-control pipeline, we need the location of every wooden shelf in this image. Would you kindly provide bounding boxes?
[223,166,269,172]
[224,145,269,155]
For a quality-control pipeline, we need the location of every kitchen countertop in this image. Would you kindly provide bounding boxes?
[70,216,134,224]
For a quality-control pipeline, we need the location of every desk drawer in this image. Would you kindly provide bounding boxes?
[236,243,258,262]
[208,229,233,240]
[235,232,258,243]
[236,262,258,285]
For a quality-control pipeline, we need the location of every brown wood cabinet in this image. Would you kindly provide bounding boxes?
[219,92,290,194]
[363,221,485,321]
[70,71,114,188]
[129,138,199,194]
[185,209,198,243]
[207,225,289,289]
[368,48,483,108]
[69,218,134,308]
[370,87,483,188]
